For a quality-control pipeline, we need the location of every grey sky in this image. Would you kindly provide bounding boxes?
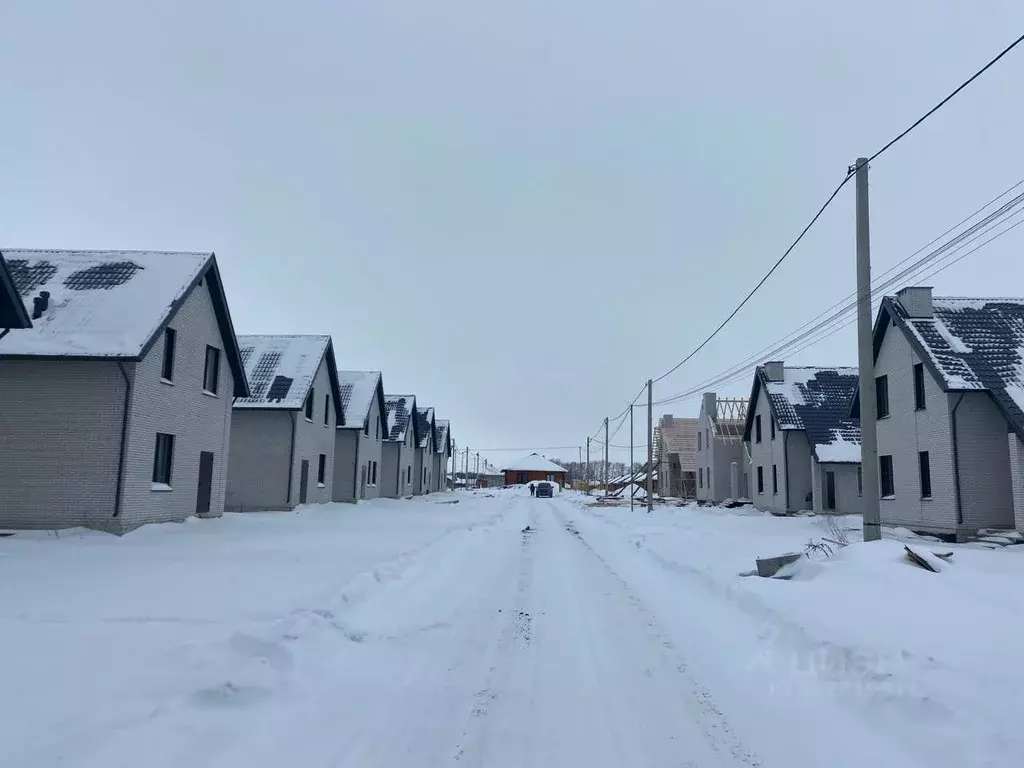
[3,1,1023,467]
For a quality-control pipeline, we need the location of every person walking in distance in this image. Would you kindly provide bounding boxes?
[529,483,535,497]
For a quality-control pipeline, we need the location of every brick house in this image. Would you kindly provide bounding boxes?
[743,362,862,515]
[0,249,249,533]
[381,395,419,498]
[226,335,343,511]
[432,419,452,491]
[853,287,1024,538]
[333,370,387,502]
[695,392,749,503]
[655,415,698,498]
[0,251,31,336]
[502,454,567,486]
[413,406,437,495]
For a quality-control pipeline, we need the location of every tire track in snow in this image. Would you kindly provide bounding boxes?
[551,503,762,768]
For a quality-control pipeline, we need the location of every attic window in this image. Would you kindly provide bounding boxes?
[203,346,220,394]
[161,327,176,381]
[324,393,330,426]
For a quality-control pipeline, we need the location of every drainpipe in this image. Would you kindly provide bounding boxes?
[352,426,362,500]
[286,411,298,505]
[113,362,133,519]
[783,431,791,512]
[951,394,966,526]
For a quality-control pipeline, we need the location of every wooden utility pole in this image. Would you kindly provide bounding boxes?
[854,157,881,542]
[603,417,609,496]
[629,405,634,511]
[586,437,591,495]
[647,379,654,513]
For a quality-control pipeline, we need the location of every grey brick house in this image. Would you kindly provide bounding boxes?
[852,287,1024,538]
[381,394,419,498]
[655,415,698,498]
[695,392,749,503]
[226,334,343,511]
[333,370,387,502]
[414,406,437,495]
[743,362,861,515]
[432,419,452,491]
[0,251,31,337]
[0,248,249,533]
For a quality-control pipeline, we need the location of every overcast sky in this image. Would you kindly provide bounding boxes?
[3,1,1024,467]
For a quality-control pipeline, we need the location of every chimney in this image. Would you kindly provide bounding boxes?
[31,290,50,320]
[661,414,674,427]
[762,360,784,382]
[702,392,717,419]
[896,286,933,318]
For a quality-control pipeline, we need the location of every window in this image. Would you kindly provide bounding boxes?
[697,432,702,451]
[161,327,176,381]
[364,419,369,437]
[914,363,926,410]
[372,461,378,484]
[770,415,776,440]
[756,466,764,494]
[705,428,709,449]
[919,451,931,498]
[876,375,889,419]
[304,389,314,420]
[152,433,175,485]
[857,466,863,496]
[755,414,762,443]
[699,468,704,488]
[707,468,711,488]
[375,420,379,440]
[407,466,412,483]
[772,464,778,495]
[316,453,326,485]
[324,394,330,426]
[202,345,220,393]
[880,455,894,497]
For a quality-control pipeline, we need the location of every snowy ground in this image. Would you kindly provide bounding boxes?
[2,489,1022,767]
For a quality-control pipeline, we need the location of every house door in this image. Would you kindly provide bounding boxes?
[196,451,214,516]
[360,465,367,499]
[299,460,309,504]
[825,471,836,510]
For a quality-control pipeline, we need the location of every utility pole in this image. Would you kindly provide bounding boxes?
[464,446,469,490]
[450,441,455,490]
[475,453,480,488]
[854,157,881,542]
[622,405,630,514]
[586,437,591,496]
[647,379,654,513]
[603,417,609,496]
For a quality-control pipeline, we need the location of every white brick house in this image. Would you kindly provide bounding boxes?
[695,392,748,503]
[432,419,452,491]
[0,249,249,533]
[381,395,419,498]
[0,251,31,336]
[414,406,437,495]
[743,362,861,515]
[226,335,343,512]
[333,370,387,502]
[854,287,1024,538]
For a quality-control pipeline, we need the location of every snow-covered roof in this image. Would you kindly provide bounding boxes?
[384,394,417,442]
[234,334,341,415]
[745,365,861,464]
[434,419,451,453]
[416,407,436,450]
[656,416,699,471]
[0,248,249,395]
[337,370,383,429]
[0,251,31,330]
[875,293,1024,441]
[500,453,567,473]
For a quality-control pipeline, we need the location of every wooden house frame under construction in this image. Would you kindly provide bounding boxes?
[695,392,749,503]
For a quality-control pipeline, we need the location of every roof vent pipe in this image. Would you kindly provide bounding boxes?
[31,290,50,320]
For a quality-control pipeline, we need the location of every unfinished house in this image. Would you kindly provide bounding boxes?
[413,406,437,495]
[0,249,249,533]
[226,335,343,511]
[381,395,419,498]
[743,362,861,515]
[333,370,387,502]
[655,415,698,499]
[695,392,749,504]
[854,287,1024,538]
[432,419,452,492]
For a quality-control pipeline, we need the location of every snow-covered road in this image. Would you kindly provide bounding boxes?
[3,489,1020,767]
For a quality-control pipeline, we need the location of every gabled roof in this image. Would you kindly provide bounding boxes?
[234,334,342,416]
[865,294,1024,442]
[416,407,437,450]
[0,249,248,396]
[500,453,567,473]
[384,394,418,442]
[0,251,31,330]
[337,370,387,433]
[744,365,861,463]
[434,419,451,454]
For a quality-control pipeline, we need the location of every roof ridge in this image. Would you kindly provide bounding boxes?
[2,248,213,257]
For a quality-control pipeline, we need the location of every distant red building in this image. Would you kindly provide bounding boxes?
[501,453,568,487]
